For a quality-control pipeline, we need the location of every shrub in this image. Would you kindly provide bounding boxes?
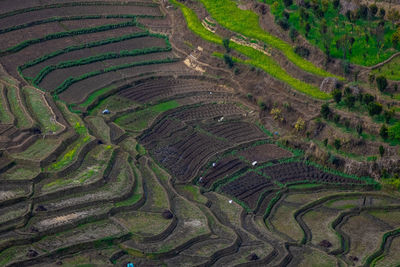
[344,95,356,108]
[384,109,394,123]
[379,145,385,157]
[333,0,340,9]
[294,117,305,131]
[356,123,363,135]
[270,108,283,121]
[332,89,342,103]
[380,124,388,139]
[289,27,298,42]
[223,54,234,68]
[376,75,388,92]
[389,122,400,141]
[294,46,310,58]
[363,93,374,105]
[320,103,330,119]
[223,38,231,53]
[277,17,290,31]
[368,102,383,116]
[283,0,293,7]
[334,139,341,150]
[333,114,341,123]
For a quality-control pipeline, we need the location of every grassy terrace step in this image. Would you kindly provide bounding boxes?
[169,0,331,100]
[5,86,32,129]
[123,196,210,257]
[38,144,115,195]
[11,138,61,163]
[0,84,13,124]
[22,87,63,134]
[115,100,180,132]
[45,103,94,172]
[88,94,139,115]
[36,151,133,213]
[0,165,40,181]
[139,158,169,212]
[86,116,111,144]
[114,161,144,208]
[0,219,127,267]
[198,0,340,79]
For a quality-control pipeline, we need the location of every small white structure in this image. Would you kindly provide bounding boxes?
[102,109,110,115]
[218,116,224,122]
[252,161,258,166]
[212,162,216,167]
[199,177,203,183]
[229,200,233,204]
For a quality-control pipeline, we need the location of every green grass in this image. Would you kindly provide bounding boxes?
[79,85,117,108]
[115,100,180,131]
[47,130,92,172]
[0,85,12,123]
[12,138,59,160]
[6,86,31,128]
[47,104,93,171]
[86,116,111,143]
[23,87,62,133]
[170,0,331,99]
[42,145,113,191]
[2,166,40,180]
[179,184,208,204]
[198,0,341,78]
[373,56,400,80]
[89,95,139,116]
[115,163,143,207]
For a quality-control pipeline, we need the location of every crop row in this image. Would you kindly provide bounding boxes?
[1,20,137,55]
[0,1,159,20]
[33,44,171,86]
[52,57,179,96]
[18,29,148,74]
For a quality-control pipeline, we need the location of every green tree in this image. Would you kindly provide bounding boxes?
[368,102,383,116]
[333,0,340,9]
[380,124,388,139]
[356,123,363,135]
[376,75,388,92]
[379,8,386,19]
[379,145,385,157]
[368,73,375,88]
[332,89,342,103]
[369,4,378,17]
[223,54,234,68]
[320,103,331,119]
[384,109,395,123]
[344,95,356,108]
[363,93,374,105]
[223,38,231,53]
[334,139,341,150]
[283,0,293,7]
[289,27,298,42]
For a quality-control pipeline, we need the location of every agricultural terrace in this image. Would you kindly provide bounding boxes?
[0,0,399,266]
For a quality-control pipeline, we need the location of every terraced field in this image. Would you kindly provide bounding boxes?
[0,0,399,266]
